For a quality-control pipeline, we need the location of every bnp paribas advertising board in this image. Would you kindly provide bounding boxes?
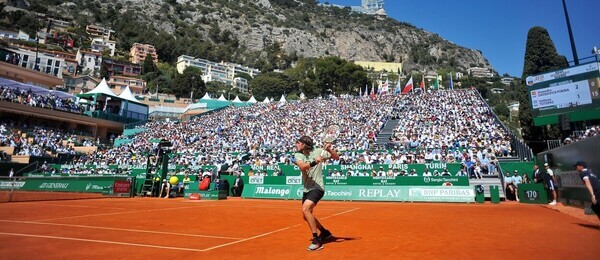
[242,184,475,203]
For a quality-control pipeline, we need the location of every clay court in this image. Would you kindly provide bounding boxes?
[0,197,599,259]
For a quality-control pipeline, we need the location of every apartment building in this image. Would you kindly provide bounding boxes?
[76,50,102,77]
[129,43,158,64]
[467,67,494,78]
[176,55,260,91]
[91,37,116,56]
[1,47,64,78]
[102,59,142,77]
[86,24,115,40]
[107,75,146,95]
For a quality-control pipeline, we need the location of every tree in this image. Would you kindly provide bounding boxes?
[519,27,568,152]
[142,54,157,75]
[249,72,297,100]
[170,67,205,98]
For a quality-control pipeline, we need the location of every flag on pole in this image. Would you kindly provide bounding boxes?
[401,76,413,94]
[394,79,401,95]
[449,73,454,90]
[359,85,363,97]
[382,79,389,93]
[370,81,375,98]
[433,76,440,90]
[420,75,425,92]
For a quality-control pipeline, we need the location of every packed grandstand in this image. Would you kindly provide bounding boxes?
[1,87,598,177]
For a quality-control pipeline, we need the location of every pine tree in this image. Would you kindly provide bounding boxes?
[519,27,568,152]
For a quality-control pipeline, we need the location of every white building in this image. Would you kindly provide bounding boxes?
[4,47,64,78]
[467,67,494,78]
[91,37,116,56]
[76,49,103,77]
[176,55,260,89]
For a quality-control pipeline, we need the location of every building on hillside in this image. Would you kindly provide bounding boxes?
[501,77,514,85]
[76,50,103,77]
[64,75,100,93]
[102,59,142,78]
[454,72,464,80]
[86,25,114,40]
[46,17,72,32]
[233,77,249,94]
[44,31,74,49]
[320,0,386,16]
[0,30,30,41]
[91,37,116,56]
[354,61,402,73]
[176,55,260,87]
[0,46,64,78]
[490,88,505,94]
[130,43,158,64]
[467,67,494,78]
[107,75,146,95]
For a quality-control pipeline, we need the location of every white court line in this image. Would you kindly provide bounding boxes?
[33,203,130,210]
[35,205,216,222]
[201,207,360,252]
[0,219,242,240]
[201,225,301,251]
[320,208,360,220]
[0,207,361,253]
[0,232,207,252]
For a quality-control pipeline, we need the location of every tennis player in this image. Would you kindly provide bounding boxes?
[295,135,339,251]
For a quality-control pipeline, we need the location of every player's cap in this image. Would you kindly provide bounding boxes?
[543,163,549,167]
[574,161,587,168]
[163,179,167,182]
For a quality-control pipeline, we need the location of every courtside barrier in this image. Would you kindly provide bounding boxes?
[517,183,548,204]
[1,176,130,193]
[241,184,475,203]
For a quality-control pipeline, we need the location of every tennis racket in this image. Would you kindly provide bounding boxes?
[320,125,340,156]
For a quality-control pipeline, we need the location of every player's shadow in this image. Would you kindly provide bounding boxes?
[575,223,600,230]
[322,236,359,244]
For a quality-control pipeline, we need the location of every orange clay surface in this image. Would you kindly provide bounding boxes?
[0,197,599,259]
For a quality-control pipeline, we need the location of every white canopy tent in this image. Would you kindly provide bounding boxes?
[200,92,212,100]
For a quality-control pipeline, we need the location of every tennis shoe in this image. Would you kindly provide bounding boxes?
[307,238,323,251]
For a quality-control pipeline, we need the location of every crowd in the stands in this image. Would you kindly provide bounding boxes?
[0,86,83,113]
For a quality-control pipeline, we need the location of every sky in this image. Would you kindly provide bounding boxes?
[319,0,600,77]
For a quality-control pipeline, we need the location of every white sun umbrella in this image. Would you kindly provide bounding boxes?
[279,94,286,103]
[247,95,257,103]
[262,97,271,103]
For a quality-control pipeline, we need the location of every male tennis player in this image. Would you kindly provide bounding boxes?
[295,135,339,251]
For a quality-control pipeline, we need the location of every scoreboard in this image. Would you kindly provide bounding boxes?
[526,62,600,125]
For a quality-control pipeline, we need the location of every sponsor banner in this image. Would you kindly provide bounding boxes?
[279,163,463,177]
[286,176,302,185]
[408,187,475,202]
[0,181,26,190]
[20,177,129,193]
[248,176,264,185]
[323,176,468,186]
[113,180,131,193]
[243,184,475,203]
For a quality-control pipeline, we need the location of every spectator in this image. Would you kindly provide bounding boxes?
[545,163,557,205]
[231,173,244,197]
[504,172,516,201]
[513,170,522,202]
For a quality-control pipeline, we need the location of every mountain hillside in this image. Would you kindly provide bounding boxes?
[10,0,491,73]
